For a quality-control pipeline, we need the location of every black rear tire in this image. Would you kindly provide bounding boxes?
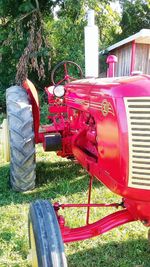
[6,85,36,191]
[29,200,67,267]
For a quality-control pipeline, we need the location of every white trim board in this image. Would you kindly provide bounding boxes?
[107,29,150,52]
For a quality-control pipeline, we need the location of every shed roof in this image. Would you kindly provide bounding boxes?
[107,29,150,52]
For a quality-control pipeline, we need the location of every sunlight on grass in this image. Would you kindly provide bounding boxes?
[0,145,150,266]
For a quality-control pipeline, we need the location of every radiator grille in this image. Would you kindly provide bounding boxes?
[124,97,150,190]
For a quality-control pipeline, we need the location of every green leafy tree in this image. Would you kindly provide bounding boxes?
[45,0,120,73]
[0,0,61,110]
[0,0,120,111]
[118,0,150,39]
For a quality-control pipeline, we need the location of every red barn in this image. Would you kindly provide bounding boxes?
[103,29,150,77]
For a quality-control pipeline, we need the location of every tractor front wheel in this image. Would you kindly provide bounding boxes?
[28,200,67,267]
[6,85,36,191]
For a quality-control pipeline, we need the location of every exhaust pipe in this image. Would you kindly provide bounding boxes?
[84,9,99,78]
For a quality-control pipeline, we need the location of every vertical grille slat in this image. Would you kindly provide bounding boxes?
[125,97,150,190]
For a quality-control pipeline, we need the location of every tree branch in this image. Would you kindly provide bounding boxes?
[35,0,40,10]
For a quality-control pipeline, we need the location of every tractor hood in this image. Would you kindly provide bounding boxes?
[65,75,150,99]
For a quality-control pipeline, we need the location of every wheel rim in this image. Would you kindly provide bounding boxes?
[30,222,38,267]
[1,119,10,162]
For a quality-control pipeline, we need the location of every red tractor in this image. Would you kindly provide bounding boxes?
[4,60,150,266]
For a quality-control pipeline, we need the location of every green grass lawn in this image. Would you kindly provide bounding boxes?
[0,145,150,267]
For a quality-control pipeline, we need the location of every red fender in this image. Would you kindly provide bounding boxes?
[22,79,40,143]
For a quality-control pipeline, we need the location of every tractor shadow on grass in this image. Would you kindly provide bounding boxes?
[67,237,150,267]
[1,163,148,267]
[36,160,86,186]
[0,160,103,207]
[35,160,103,189]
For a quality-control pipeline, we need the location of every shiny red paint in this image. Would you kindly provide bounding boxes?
[59,208,135,243]
[106,55,118,77]
[65,76,150,199]
[22,79,40,143]
[86,176,93,225]
[24,72,150,243]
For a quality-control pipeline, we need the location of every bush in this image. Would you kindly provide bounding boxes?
[0,88,6,112]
